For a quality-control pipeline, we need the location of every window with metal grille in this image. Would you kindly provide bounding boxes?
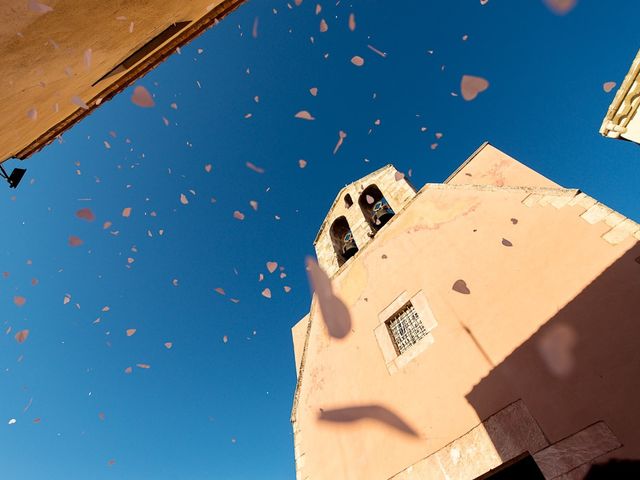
[385,303,428,354]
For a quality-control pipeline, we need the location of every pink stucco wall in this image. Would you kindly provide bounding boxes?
[291,144,640,479]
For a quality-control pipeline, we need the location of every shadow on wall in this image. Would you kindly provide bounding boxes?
[317,405,419,437]
[466,244,640,462]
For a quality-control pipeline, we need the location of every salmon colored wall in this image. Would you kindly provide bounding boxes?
[291,145,639,479]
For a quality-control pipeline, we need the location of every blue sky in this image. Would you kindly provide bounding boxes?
[2,1,639,478]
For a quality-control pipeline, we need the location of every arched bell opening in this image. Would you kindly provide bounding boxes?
[358,184,395,233]
[330,216,358,266]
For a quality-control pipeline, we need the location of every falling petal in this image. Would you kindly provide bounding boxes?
[267,261,278,273]
[204,164,212,173]
[537,323,577,376]
[75,208,95,222]
[351,55,365,67]
[252,17,259,38]
[126,329,136,337]
[294,110,315,120]
[348,12,356,30]
[14,296,26,307]
[68,236,83,247]
[319,19,328,32]
[603,81,616,93]
[298,159,307,168]
[83,48,92,69]
[164,342,173,349]
[131,86,155,108]
[124,367,132,374]
[306,257,351,338]
[543,0,577,15]
[261,288,272,299]
[245,161,265,173]
[223,335,228,343]
[452,279,471,295]
[309,87,318,96]
[460,75,489,101]
[15,329,29,343]
[28,0,53,13]
[180,194,189,205]
[284,286,292,293]
[250,200,258,211]
[214,287,226,296]
[394,171,405,181]
[233,211,245,220]
[71,96,89,110]
[333,131,347,155]
[8,419,16,425]
[136,363,151,369]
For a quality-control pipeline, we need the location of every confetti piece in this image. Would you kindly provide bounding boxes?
[603,81,616,93]
[136,363,150,369]
[319,19,328,32]
[83,48,92,69]
[13,296,26,307]
[298,159,307,168]
[103,221,112,229]
[351,56,365,67]
[233,211,245,220]
[367,45,387,58]
[71,96,89,110]
[294,110,315,120]
[250,200,258,211]
[348,13,356,31]
[124,367,132,374]
[306,257,351,338]
[267,261,278,273]
[76,208,95,222]
[261,288,272,299]
[131,86,155,108]
[309,87,318,96]
[214,287,226,295]
[180,194,189,205]
[28,0,53,13]
[252,17,259,38]
[460,75,489,101]
[15,329,29,343]
[63,294,71,305]
[245,161,265,173]
[164,342,173,349]
[122,207,132,217]
[68,236,83,247]
[284,286,292,293]
[204,164,212,173]
[543,0,577,14]
[452,279,471,295]
[126,329,136,337]
[333,131,347,154]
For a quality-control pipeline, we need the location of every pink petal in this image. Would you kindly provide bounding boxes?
[214,287,226,296]
[136,363,150,369]
[266,261,278,273]
[122,207,132,217]
[261,288,272,299]
[298,159,307,168]
[233,210,245,220]
[603,81,616,93]
[348,13,356,31]
[124,366,132,374]
[75,208,95,222]
[309,87,318,96]
[333,130,347,155]
[131,86,155,108]
[460,75,489,101]
[294,110,315,120]
[245,161,265,173]
[126,328,136,337]
[204,164,212,173]
[164,342,173,349]
[543,0,577,14]
[13,296,26,307]
[68,236,83,247]
[351,56,365,67]
[15,329,29,343]
[306,257,351,338]
[319,19,328,32]
[252,17,259,38]
[180,193,189,205]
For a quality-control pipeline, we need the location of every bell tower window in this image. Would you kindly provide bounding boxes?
[359,184,394,232]
[330,216,358,266]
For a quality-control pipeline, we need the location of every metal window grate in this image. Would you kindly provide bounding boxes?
[386,303,427,354]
